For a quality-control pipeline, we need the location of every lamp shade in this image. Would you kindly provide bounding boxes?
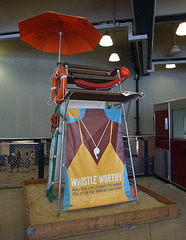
[176,22,186,36]
[99,34,113,47]
[165,64,176,69]
[109,52,120,62]
[168,45,181,56]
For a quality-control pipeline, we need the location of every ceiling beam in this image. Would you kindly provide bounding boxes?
[131,0,156,75]
[155,13,186,23]
[147,57,186,72]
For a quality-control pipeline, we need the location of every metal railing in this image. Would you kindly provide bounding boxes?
[124,136,154,177]
[0,137,154,187]
[0,141,50,187]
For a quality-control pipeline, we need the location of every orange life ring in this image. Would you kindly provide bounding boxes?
[51,65,67,105]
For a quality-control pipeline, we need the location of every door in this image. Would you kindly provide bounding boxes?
[155,110,169,150]
[171,139,186,189]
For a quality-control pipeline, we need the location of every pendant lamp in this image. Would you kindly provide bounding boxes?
[109,30,120,62]
[165,63,176,69]
[176,22,186,36]
[168,23,181,56]
[109,52,120,62]
[99,32,113,47]
[168,45,181,56]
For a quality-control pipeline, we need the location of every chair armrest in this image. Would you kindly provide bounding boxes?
[110,67,120,76]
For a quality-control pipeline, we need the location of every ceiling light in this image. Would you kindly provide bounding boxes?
[176,22,186,36]
[165,64,176,69]
[109,52,120,62]
[99,33,113,47]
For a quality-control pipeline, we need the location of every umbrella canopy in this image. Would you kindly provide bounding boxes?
[18,11,103,60]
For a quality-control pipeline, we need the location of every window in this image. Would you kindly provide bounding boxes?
[172,109,186,139]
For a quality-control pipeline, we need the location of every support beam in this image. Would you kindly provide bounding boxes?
[131,0,156,75]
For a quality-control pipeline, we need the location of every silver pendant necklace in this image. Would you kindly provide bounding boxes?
[80,119,111,159]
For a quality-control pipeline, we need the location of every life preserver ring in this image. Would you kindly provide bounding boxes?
[51,65,67,105]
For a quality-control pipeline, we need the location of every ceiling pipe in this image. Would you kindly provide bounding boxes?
[0,21,147,42]
[0,32,20,40]
[95,22,147,42]
[147,58,186,72]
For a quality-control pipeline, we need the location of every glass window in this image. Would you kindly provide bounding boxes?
[172,109,186,139]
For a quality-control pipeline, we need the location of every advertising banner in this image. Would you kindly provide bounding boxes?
[63,108,134,210]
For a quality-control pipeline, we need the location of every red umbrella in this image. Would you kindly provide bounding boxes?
[18,11,102,61]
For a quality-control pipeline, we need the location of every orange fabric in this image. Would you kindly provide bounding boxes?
[18,11,102,55]
[130,186,136,198]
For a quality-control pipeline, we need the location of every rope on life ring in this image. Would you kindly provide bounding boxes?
[51,65,67,105]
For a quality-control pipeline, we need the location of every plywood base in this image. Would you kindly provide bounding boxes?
[23,179,180,240]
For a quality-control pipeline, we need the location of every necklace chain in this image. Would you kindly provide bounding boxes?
[80,119,111,148]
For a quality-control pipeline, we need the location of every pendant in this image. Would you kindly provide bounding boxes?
[94,147,100,159]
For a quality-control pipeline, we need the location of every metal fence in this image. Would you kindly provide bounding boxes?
[0,141,50,187]
[0,137,154,187]
[124,137,154,177]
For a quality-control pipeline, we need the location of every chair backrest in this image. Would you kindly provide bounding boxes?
[58,62,116,84]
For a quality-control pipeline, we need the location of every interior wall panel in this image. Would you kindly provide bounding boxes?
[140,64,186,134]
[0,38,135,138]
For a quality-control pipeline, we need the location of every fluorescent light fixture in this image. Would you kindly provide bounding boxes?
[109,52,120,62]
[176,22,186,36]
[99,34,113,47]
[165,63,176,69]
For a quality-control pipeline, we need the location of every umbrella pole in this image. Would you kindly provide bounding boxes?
[58,32,62,63]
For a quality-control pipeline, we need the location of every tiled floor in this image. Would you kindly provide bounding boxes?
[0,176,185,240]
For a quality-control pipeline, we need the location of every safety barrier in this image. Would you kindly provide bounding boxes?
[0,141,50,187]
[124,136,154,177]
[0,137,154,187]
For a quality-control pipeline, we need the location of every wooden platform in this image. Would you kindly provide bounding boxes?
[23,179,181,240]
[63,89,143,102]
